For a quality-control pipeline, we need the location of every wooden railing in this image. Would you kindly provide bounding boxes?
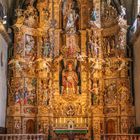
[0,134,47,140]
[2,134,140,140]
[101,134,140,140]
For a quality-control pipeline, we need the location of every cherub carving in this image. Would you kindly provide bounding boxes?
[36,57,52,72]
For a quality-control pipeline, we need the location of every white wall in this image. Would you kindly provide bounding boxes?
[0,34,7,127]
[138,0,140,13]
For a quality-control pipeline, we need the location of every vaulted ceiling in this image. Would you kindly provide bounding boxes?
[0,0,138,25]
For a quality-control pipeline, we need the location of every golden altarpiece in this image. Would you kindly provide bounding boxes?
[7,0,135,139]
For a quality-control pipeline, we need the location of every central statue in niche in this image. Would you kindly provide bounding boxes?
[60,0,81,95]
[62,61,78,94]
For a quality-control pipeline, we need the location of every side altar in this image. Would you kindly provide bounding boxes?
[7,0,135,139]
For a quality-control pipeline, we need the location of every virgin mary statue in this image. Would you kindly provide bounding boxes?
[62,0,79,33]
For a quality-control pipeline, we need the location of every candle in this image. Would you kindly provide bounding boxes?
[60,118,61,123]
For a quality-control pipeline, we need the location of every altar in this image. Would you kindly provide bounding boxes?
[54,129,88,140]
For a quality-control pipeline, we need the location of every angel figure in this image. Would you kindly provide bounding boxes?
[117,57,131,71]
[36,57,52,72]
[14,9,24,28]
[120,5,126,19]
[8,56,25,75]
[24,60,36,75]
[76,53,87,62]
[89,58,105,74]
[88,38,99,57]
[89,81,101,105]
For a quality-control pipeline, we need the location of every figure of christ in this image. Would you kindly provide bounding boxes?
[62,61,78,94]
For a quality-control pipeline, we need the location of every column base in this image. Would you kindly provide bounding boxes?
[135,127,140,134]
[0,127,6,134]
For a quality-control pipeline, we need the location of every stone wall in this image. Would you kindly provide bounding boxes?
[123,0,138,25]
[0,34,8,133]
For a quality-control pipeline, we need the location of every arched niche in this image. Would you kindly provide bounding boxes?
[26,119,36,134]
[106,119,116,134]
[68,120,74,130]
[58,0,93,30]
[59,0,81,31]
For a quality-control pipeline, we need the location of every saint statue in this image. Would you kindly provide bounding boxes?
[42,33,51,57]
[91,8,97,22]
[130,14,140,33]
[120,5,126,19]
[62,61,78,94]
[66,8,79,33]
[62,0,79,32]
[25,35,35,58]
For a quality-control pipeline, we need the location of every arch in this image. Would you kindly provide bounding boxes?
[26,119,36,134]
[59,0,81,30]
[68,120,74,130]
[106,119,116,134]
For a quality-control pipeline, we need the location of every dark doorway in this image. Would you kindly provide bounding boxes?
[26,119,35,134]
[106,119,116,134]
